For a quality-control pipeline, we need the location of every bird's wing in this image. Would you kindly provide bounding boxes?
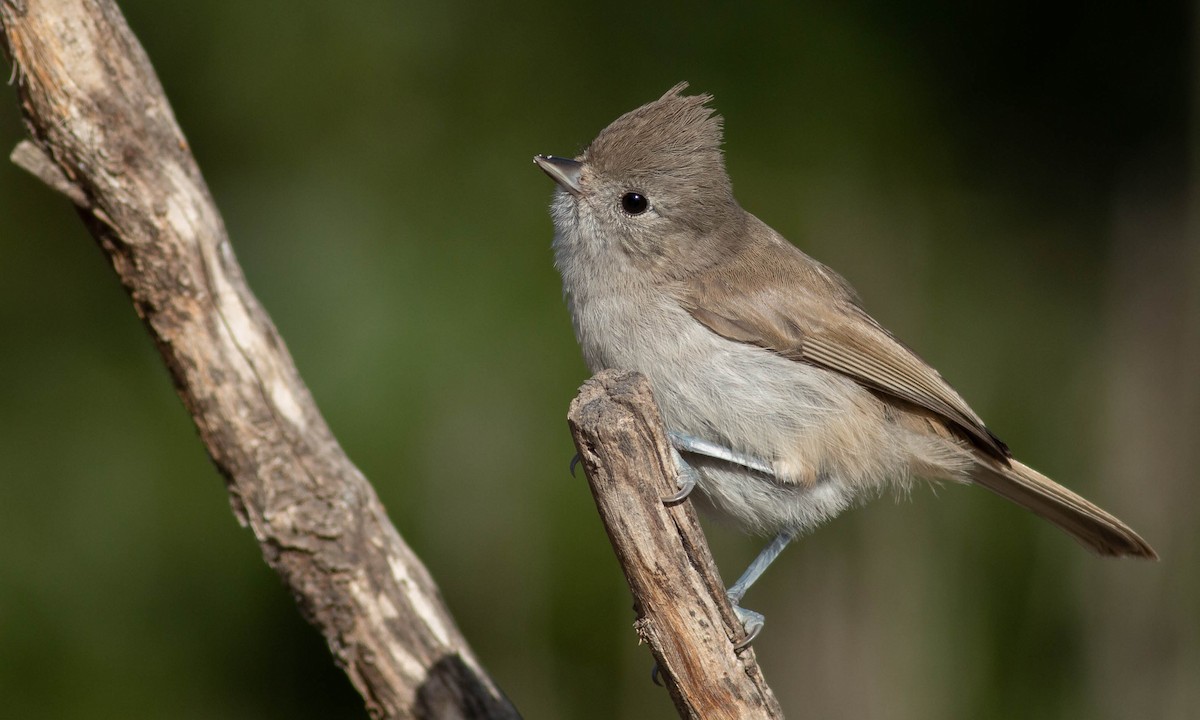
[674,235,1010,461]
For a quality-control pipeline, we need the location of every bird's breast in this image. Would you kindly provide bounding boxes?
[566,285,863,453]
[563,282,920,534]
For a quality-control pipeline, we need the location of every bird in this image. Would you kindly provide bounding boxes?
[535,83,1157,644]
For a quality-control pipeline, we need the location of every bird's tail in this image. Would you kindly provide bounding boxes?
[970,459,1157,559]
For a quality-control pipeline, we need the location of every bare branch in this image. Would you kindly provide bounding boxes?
[568,370,783,719]
[0,1,518,717]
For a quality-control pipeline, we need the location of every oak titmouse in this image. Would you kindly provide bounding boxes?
[535,83,1156,641]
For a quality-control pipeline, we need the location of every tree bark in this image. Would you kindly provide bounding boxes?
[0,1,518,718]
[568,370,784,719]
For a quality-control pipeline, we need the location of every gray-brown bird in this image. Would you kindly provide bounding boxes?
[535,83,1156,643]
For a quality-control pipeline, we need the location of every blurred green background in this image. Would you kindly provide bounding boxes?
[1,1,1196,718]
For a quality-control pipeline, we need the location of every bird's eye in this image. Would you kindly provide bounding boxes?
[621,192,649,215]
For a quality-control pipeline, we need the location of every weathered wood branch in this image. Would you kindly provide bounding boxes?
[568,370,783,719]
[0,1,518,717]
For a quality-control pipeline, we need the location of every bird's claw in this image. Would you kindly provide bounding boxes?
[664,448,699,503]
[569,452,581,477]
[650,662,665,686]
[730,603,765,650]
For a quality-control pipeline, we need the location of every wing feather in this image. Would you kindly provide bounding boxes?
[675,225,1010,460]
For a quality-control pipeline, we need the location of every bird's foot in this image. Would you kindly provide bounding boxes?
[663,431,774,503]
[664,447,700,502]
[730,601,765,649]
[647,600,762,686]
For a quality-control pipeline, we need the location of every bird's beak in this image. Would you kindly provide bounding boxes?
[533,155,583,196]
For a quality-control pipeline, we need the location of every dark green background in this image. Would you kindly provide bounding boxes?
[1,2,1195,718]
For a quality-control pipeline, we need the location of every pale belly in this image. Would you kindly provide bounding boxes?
[569,289,912,535]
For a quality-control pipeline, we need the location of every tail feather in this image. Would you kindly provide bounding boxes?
[971,459,1158,559]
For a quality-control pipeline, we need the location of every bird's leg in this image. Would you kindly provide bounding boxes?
[665,431,792,647]
[582,426,767,480]
[725,531,794,647]
[667,431,774,475]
